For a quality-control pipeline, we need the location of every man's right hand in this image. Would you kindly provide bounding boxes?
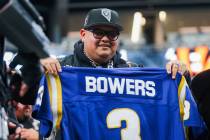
[40,57,62,75]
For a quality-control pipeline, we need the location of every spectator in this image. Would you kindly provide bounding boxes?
[191,69,210,139]
[15,102,38,130]
[9,101,39,140]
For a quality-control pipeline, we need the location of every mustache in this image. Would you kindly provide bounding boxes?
[97,42,112,47]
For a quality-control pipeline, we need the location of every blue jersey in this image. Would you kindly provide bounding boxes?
[33,67,206,140]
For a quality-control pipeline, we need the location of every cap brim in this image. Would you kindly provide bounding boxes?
[84,23,123,31]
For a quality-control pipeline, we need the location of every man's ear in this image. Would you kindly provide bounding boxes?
[80,29,86,42]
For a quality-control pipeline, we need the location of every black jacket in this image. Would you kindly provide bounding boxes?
[59,40,139,68]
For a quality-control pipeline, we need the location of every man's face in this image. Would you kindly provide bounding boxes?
[15,102,32,121]
[80,25,120,64]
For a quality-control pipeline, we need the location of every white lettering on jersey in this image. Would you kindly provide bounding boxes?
[85,76,156,97]
[36,85,44,106]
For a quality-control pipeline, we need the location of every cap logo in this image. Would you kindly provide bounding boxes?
[84,15,89,26]
[101,9,111,22]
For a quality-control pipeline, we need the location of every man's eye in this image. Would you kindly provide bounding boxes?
[109,32,118,37]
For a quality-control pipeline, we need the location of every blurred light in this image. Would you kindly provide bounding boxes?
[15,64,23,74]
[179,27,198,34]
[200,26,210,33]
[4,52,14,65]
[159,11,167,22]
[119,49,128,61]
[189,52,201,62]
[191,63,203,73]
[50,54,57,58]
[141,17,146,26]
[57,55,66,59]
[131,12,143,43]
[164,48,177,60]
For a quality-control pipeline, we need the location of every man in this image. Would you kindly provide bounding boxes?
[46,8,187,78]
[9,101,40,140]
[15,102,37,129]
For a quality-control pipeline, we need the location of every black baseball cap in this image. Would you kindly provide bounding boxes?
[83,8,123,31]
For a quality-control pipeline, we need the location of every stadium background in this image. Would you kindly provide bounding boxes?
[5,0,210,76]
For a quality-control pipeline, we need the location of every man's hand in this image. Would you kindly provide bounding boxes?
[20,128,39,140]
[40,57,62,75]
[8,122,22,140]
[166,60,188,79]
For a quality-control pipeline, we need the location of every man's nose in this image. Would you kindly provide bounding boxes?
[101,35,110,41]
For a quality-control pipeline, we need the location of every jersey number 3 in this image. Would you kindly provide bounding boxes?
[106,108,142,140]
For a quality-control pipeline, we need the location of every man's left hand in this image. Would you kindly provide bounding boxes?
[166,60,188,79]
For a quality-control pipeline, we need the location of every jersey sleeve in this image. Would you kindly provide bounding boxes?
[32,76,53,137]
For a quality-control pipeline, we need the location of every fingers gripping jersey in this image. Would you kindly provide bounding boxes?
[32,67,206,140]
